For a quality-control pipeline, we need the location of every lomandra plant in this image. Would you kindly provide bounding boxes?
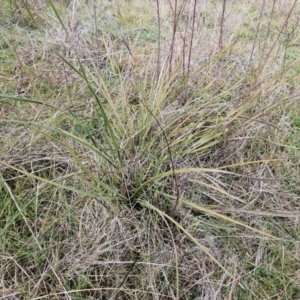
[1,0,300,299]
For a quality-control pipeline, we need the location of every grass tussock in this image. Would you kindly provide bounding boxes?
[1,0,300,299]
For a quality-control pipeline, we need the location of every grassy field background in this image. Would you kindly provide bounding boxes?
[1,0,300,299]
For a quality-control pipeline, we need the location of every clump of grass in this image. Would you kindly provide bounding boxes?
[1,0,300,299]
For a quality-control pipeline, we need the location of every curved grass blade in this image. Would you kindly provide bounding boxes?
[0,161,114,209]
[182,200,276,239]
[0,94,57,109]
[134,167,235,196]
[139,200,235,280]
[189,179,246,204]
[0,119,117,168]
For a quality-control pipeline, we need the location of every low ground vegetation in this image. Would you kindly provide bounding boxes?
[1,0,300,299]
